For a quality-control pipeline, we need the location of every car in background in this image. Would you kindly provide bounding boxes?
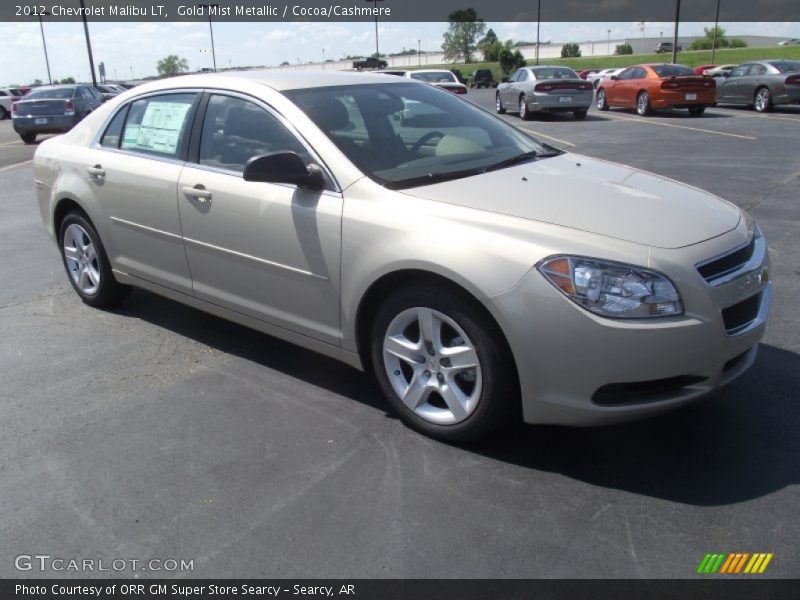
[376,70,407,77]
[704,64,738,77]
[587,68,624,88]
[12,84,104,143]
[406,70,468,95]
[469,69,496,88]
[577,69,601,80]
[596,63,715,116]
[497,66,593,120]
[0,88,16,119]
[654,42,683,53]
[778,38,800,46]
[96,85,123,101]
[695,64,717,75]
[715,60,800,112]
[352,56,389,71]
[32,70,771,441]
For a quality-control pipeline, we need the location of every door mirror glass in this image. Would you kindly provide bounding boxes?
[243,151,325,190]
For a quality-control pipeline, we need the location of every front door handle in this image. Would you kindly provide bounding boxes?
[182,185,212,204]
[86,164,105,180]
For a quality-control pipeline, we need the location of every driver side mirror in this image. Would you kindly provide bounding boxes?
[609,75,619,81]
[243,151,325,190]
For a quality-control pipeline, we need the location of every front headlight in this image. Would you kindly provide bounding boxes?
[537,256,683,319]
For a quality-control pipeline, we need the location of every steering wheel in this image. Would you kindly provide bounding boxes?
[410,131,445,155]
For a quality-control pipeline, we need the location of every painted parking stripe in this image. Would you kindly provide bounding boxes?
[0,140,24,147]
[514,125,577,147]
[603,112,757,140]
[708,108,800,123]
[0,159,33,172]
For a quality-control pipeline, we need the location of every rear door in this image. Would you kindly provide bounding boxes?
[177,92,343,344]
[84,92,199,293]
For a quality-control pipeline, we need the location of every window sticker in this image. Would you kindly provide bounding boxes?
[123,101,192,155]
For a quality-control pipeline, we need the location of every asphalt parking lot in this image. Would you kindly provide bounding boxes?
[1,93,799,579]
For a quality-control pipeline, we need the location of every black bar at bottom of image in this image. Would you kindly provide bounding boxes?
[3,579,799,600]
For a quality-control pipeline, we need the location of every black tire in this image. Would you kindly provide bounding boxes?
[370,285,518,442]
[0,106,7,120]
[688,105,706,117]
[21,132,36,144]
[636,91,652,116]
[58,212,131,308]
[596,88,609,111]
[519,94,532,120]
[495,92,506,114]
[573,109,588,120]
[754,87,773,113]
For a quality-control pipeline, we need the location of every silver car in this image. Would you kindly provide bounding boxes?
[716,60,800,112]
[34,71,771,441]
[497,66,594,120]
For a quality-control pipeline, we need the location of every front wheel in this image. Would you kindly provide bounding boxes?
[754,87,773,113]
[59,212,130,308]
[596,89,609,111]
[688,105,706,117]
[495,93,506,114]
[636,91,652,116]
[371,285,518,442]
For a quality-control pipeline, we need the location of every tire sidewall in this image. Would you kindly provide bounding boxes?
[370,285,517,442]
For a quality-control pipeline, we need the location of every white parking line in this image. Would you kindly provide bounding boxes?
[708,108,800,123]
[514,125,577,147]
[0,140,24,148]
[603,113,757,140]
[0,159,33,172]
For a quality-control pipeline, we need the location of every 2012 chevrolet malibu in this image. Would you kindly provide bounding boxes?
[33,71,771,441]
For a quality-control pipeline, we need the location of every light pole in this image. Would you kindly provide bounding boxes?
[322,48,325,69]
[671,0,681,64]
[535,0,541,65]
[369,0,385,59]
[711,0,721,63]
[639,21,646,55]
[198,4,219,71]
[129,66,134,80]
[37,11,52,84]
[418,40,421,67]
[607,29,611,55]
[79,0,97,87]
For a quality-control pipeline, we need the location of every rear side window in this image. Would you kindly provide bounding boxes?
[121,93,197,158]
[100,106,129,149]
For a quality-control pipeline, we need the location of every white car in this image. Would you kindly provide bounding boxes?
[778,39,800,46]
[704,64,738,77]
[0,88,16,119]
[586,68,624,89]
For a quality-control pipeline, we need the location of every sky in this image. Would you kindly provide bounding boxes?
[2,20,798,85]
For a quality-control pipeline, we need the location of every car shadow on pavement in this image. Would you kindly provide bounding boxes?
[118,289,798,507]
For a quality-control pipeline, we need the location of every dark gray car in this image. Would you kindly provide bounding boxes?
[12,84,104,144]
[715,60,800,112]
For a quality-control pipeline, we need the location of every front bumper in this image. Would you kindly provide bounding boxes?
[490,223,770,425]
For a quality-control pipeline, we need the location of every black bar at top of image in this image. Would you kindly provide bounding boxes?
[3,579,800,600]
[3,0,800,22]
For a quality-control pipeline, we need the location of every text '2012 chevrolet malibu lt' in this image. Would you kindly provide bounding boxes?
[33,71,771,441]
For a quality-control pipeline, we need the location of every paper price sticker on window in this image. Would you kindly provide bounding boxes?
[132,101,192,155]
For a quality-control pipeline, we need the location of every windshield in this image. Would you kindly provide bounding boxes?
[769,60,800,73]
[24,88,75,100]
[410,71,457,83]
[532,67,579,80]
[650,64,695,77]
[286,82,554,189]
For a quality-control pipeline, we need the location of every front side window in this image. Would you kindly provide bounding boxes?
[617,68,636,80]
[121,93,196,158]
[287,82,553,190]
[730,65,751,78]
[198,94,309,173]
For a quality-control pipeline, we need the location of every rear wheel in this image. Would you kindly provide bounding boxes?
[636,91,652,116]
[0,106,7,119]
[495,92,506,114]
[519,95,532,120]
[371,285,518,442]
[58,212,130,308]
[688,105,706,117]
[573,109,588,120]
[596,88,609,111]
[754,87,773,113]
[21,132,36,144]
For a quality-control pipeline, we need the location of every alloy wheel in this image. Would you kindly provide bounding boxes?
[63,223,100,295]
[755,88,771,112]
[382,307,483,425]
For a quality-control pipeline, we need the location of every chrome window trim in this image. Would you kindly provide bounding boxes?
[696,227,765,287]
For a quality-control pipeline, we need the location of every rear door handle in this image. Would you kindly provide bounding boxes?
[86,164,105,180]
[182,185,212,204]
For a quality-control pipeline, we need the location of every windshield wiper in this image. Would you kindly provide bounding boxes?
[386,167,486,190]
[485,147,563,173]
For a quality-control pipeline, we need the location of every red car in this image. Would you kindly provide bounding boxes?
[577,69,600,80]
[695,64,717,75]
[596,63,716,116]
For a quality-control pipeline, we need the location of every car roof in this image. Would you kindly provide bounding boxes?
[124,70,410,93]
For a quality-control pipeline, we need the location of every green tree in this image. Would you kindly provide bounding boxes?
[498,47,526,75]
[615,43,633,55]
[156,54,189,77]
[561,43,582,58]
[442,8,487,64]
[59,76,76,84]
[478,28,503,61]
[32,78,43,86]
[729,38,747,48]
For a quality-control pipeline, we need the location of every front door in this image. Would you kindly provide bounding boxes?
[177,93,343,344]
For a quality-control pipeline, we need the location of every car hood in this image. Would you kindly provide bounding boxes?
[399,153,741,249]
